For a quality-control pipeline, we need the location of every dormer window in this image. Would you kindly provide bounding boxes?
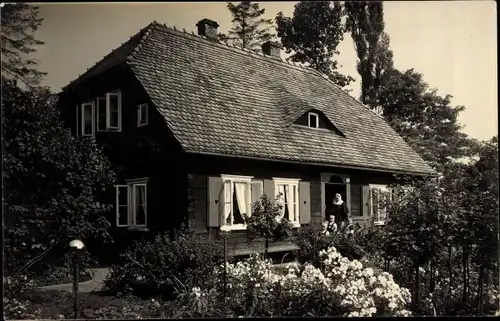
[308,112,319,128]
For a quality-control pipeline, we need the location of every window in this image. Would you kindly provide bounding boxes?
[221,175,263,230]
[308,112,319,128]
[106,91,122,131]
[97,97,106,131]
[369,185,394,225]
[81,102,95,136]
[115,178,148,228]
[274,178,300,226]
[137,103,149,127]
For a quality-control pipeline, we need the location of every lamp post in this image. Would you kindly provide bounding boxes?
[69,239,84,320]
[220,225,230,301]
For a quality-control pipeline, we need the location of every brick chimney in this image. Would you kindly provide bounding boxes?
[196,18,219,41]
[262,41,282,59]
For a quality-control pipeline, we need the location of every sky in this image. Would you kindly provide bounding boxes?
[34,1,497,141]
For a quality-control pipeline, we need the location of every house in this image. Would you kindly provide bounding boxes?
[57,18,436,258]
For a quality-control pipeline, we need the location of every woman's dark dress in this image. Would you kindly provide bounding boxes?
[327,202,350,223]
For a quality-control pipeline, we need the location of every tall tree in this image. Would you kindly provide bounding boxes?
[378,68,474,172]
[3,81,116,274]
[218,1,274,51]
[344,1,393,108]
[1,3,46,87]
[276,1,354,88]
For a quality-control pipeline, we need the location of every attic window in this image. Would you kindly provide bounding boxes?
[308,112,319,128]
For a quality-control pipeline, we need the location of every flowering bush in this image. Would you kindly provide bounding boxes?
[176,245,412,317]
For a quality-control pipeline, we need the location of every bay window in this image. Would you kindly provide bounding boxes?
[274,178,300,226]
[220,175,263,230]
[116,178,148,228]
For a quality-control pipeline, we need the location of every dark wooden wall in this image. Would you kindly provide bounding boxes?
[185,153,399,256]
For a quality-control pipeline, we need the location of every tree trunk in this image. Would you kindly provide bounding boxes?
[478,264,485,315]
[264,238,269,259]
[448,246,453,305]
[414,263,421,309]
[429,259,435,293]
[462,245,468,303]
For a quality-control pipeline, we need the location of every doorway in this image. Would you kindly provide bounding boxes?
[324,183,347,221]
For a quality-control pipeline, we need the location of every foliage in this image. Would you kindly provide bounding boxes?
[9,289,164,320]
[29,266,93,287]
[344,1,394,108]
[362,140,499,315]
[243,194,294,255]
[3,274,42,319]
[377,68,475,172]
[1,3,47,87]
[295,223,365,267]
[173,247,412,317]
[218,1,274,50]
[102,227,225,298]
[3,81,116,276]
[276,1,354,88]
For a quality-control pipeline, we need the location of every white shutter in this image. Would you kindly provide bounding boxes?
[299,181,310,225]
[251,181,263,213]
[208,177,223,227]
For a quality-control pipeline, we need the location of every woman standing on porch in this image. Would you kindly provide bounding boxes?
[327,193,350,230]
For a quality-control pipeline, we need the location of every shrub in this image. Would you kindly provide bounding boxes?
[295,224,365,267]
[3,274,41,319]
[102,227,224,299]
[243,194,294,256]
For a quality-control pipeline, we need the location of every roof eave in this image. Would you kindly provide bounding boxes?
[184,149,437,177]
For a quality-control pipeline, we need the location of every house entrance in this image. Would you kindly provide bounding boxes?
[324,175,347,221]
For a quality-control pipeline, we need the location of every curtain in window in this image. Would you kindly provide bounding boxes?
[224,181,232,224]
[251,182,262,213]
[234,182,248,217]
[277,185,286,220]
[284,185,293,221]
[135,185,146,225]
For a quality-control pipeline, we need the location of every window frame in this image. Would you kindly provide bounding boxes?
[81,102,95,137]
[273,177,301,227]
[307,112,319,129]
[369,184,393,226]
[97,97,107,132]
[220,175,262,231]
[115,178,149,228]
[137,103,149,127]
[115,185,129,227]
[106,90,122,131]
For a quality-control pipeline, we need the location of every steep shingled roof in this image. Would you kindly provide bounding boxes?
[66,21,436,176]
